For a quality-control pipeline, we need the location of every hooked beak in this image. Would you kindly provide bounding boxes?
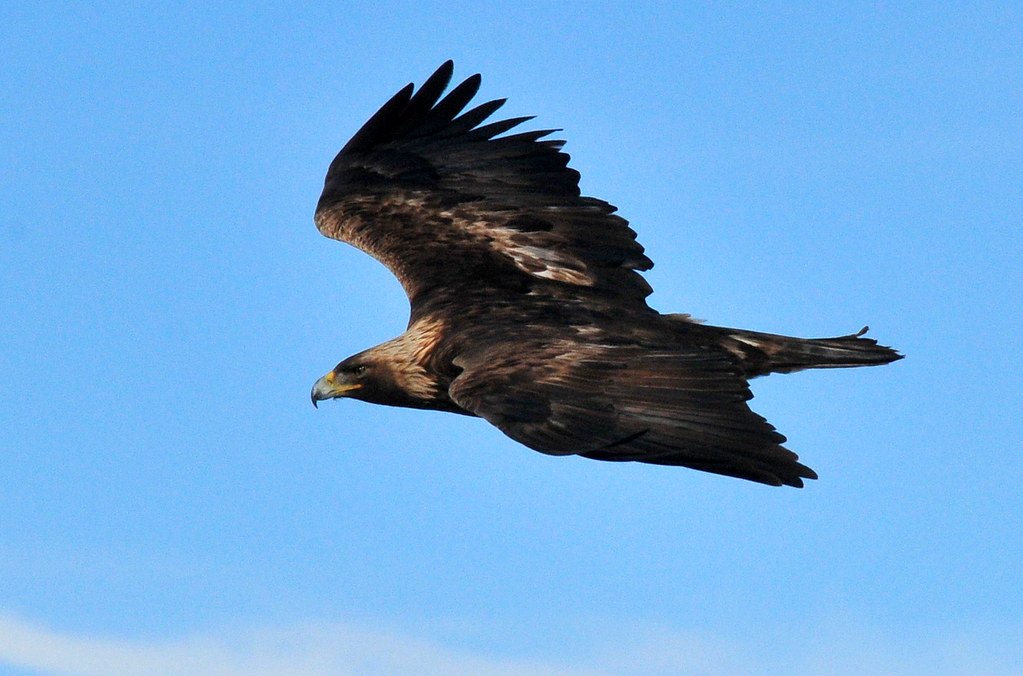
[310,371,362,408]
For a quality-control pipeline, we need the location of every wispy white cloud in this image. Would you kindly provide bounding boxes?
[594,621,1023,676]
[0,614,598,676]
[1,613,1020,676]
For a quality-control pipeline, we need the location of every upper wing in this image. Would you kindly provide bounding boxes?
[448,340,818,487]
[314,61,654,311]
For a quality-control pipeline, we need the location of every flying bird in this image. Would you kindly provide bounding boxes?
[310,61,901,487]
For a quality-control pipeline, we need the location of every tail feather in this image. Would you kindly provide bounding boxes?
[719,326,903,376]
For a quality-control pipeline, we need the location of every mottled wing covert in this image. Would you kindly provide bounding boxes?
[314,61,655,309]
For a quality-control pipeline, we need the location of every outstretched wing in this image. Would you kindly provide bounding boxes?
[449,341,818,487]
[314,61,654,311]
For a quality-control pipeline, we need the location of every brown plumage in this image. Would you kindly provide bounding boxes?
[310,61,902,487]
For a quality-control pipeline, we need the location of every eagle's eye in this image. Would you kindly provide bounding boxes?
[352,365,367,376]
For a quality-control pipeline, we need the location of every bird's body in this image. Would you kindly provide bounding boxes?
[311,62,901,487]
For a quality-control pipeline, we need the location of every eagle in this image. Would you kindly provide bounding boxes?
[310,61,901,487]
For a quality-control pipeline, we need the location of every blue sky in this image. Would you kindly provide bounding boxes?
[2,2,1021,674]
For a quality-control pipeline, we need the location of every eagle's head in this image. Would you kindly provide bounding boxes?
[310,331,445,411]
[311,316,457,411]
[310,352,384,408]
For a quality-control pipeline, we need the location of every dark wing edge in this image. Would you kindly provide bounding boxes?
[449,345,818,488]
[314,61,655,306]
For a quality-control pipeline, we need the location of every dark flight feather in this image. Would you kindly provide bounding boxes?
[311,62,902,487]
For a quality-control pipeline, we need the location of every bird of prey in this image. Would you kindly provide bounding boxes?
[310,61,901,487]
